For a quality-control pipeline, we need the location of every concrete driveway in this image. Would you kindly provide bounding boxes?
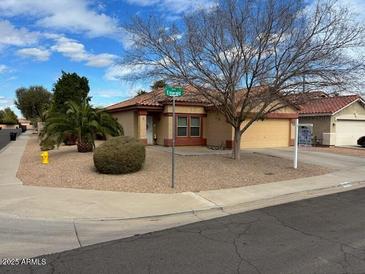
[247,147,365,169]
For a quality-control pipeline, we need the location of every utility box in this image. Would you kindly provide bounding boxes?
[322,133,336,146]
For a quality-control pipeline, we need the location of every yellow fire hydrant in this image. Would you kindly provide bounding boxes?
[41,151,49,164]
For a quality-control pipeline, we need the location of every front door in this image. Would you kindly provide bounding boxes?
[146,115,154,145]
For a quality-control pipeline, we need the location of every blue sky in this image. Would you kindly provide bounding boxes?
[0,0,217,116]
[0,0,363,116]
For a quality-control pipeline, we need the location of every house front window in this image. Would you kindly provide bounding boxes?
[190,116,201,137]
[177,116,188,136]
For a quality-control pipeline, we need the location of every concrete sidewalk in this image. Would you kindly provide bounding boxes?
[0,132,364,258]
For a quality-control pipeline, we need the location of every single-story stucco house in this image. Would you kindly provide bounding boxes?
[106,86,298,149]
[18,118,34,130]
[299,95,365,146]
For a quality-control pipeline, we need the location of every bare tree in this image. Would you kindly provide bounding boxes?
[123,0,365,160]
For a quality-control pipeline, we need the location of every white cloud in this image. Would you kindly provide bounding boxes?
[51,37,87,61]
[104,64,151,81]
[125,0,217,14]
[0,0,121,38]
[0,65,8,73]
[86,53,118,67]
[0,20,39,47]
[17,47,51,61]
[126,0,159,6]
[338,0,365,15]
[0,96,14,110]
[95,84,149,100]
[51,36,118,67]
[105,65,127,81]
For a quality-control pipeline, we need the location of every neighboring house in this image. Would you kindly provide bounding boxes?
[0,124,18,129]
[18,118,34,130]
[106,86,298,149]
[299,95,365,146]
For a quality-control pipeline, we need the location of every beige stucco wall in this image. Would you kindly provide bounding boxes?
[156,115,170,145]
[164,105,206,114]
[111,111,137,138]
[240,119,290,148]
[332,101,365,133]
[202,116,207,139]
[335,101,365,117]
[206,110,294,148]
[273,105,297,113]
[205,111,232,147]
[137,115,147,139]
[0,124,18,129]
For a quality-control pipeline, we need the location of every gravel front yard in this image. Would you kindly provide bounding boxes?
[17,136,332,193]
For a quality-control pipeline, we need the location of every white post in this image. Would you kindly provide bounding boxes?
[294,118,299,169]
[171,96,176,188]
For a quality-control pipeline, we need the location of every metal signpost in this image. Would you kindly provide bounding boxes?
[294,118,299,169]
[164,86,184,188]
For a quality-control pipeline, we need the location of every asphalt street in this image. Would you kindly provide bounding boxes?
[1,188,365,274]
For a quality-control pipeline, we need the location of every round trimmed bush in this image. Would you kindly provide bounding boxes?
[40,138,55,151]
[93,136,145,174]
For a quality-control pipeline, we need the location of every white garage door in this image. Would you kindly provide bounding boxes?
[336,119,365,146]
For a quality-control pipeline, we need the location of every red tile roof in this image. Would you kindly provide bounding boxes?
[106,85,300,112]
[299,95,362,115]
[106,86,211,111]
[288,91,329,105]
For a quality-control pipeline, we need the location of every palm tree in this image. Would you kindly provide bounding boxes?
[41,100,123,152]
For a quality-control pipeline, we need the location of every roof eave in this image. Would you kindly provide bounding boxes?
[161,101,211,107]
[106,105,164,113]
[299,112,333,117]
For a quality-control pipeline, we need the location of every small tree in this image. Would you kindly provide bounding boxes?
[151,80,166,90]
[135,89,147,96]
[0,108,18,125]
[14,86,52,121]
[124,0,365,160]
[52,71,90,113]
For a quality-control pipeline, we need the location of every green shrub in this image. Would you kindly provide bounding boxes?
[40,138,55,151]
[93,136,145,174]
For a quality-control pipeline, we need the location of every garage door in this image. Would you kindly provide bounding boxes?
[336,119,365,146]
[241,119,290,148]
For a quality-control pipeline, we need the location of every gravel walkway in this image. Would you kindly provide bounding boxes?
[17,136,332,193]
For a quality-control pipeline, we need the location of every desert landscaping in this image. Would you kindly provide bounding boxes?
[17,135,333,193]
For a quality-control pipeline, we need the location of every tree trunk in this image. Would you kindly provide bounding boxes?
[233,127,241,160]
[77,141,93,153]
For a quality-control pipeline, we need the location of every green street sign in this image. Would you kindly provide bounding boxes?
[164,86,184,97]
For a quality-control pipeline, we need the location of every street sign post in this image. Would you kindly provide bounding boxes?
[294,118,299,169]
[164,85,184,188]
[164,86,184,97]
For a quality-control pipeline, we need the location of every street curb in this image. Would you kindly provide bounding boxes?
[0,140,12,153]
[73,180,365,222]
[0,132,29,154]
[8,179,362,223]
[221,180,365,213]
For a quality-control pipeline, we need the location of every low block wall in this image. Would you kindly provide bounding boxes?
[0,128,22,151]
